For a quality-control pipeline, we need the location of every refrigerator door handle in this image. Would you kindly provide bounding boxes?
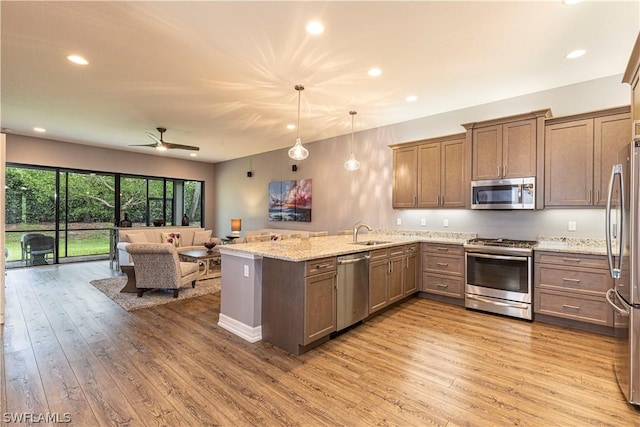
[606,288,631,317]
[605,164,624,279]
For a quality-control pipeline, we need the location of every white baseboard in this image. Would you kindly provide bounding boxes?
[218,314,262,343]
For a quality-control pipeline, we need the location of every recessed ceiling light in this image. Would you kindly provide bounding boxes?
[406,95,418,102]
[66,55,89,65]
[189,153,197,157]
[565,49,586,59]
[306,21,324,35]
[368,68,382,77]
[33,127,46,133]
[287,124,296,130]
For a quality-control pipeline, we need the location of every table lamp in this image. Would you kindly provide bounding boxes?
[231,218,242,237]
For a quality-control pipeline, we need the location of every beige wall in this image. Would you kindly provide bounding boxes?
[5,135,217,230]
[214,75,630,240]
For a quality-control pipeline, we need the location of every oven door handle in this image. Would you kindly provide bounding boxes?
[466,294,530,309]
[465,252,528,262]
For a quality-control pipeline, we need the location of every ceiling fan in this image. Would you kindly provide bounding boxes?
[131,127,199,151]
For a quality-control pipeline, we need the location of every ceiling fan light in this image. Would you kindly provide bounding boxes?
[288,137,309,161]
[344,152,361,171]
[156,145,167,151]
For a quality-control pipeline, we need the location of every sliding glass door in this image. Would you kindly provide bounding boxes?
[5,164,205,269]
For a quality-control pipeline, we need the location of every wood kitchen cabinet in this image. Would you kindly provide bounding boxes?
[392,146,418,208]
[463,110,550,182]
[421,243,465,299]
[391,133,467,209]
[544,107,630,207]
[369,245,418,314]
[534,251,614,329]
[262,256,337,355]
[417,136,466,208]
[623,32,640,137]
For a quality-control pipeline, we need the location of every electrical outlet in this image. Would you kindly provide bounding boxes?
[396,217,402,225]
[243,265,250,277]
[568,221,577,231]
[420,218,426,226]
[443,219,449,227]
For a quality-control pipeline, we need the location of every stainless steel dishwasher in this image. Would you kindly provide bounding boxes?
[336,252,370,331]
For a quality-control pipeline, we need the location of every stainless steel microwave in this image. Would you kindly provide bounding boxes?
[471,177,535,210]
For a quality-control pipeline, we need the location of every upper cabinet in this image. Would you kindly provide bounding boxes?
[391,133,467,209]
[392,146,419,208]
[544,107,630,207]
[623,32,640,134]
[463,110,550,181]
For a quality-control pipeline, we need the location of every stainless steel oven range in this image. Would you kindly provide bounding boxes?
[464,238,537,320]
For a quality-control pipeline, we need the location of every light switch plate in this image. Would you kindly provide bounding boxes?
[396,218,402,225]
[568,221,577,231]
[443,219,449,227]
[420,218,426,226]
[243,265,250,277]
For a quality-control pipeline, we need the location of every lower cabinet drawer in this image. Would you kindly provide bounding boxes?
[423,254,463,275]
[422,273,463,299]
[535,289,613,326]
[536,265,611,294]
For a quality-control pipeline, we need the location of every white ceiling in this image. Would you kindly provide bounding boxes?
[1,1,639,163]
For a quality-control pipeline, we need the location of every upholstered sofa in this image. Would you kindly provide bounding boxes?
[116,226,221,268]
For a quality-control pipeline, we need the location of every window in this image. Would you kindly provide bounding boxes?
[5,164,204,268]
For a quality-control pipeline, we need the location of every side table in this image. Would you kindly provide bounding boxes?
[120,265,137,293]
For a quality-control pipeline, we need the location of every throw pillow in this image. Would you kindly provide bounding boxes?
[161,232,181,247]
[126,233,147,243]
[193,230,213,245]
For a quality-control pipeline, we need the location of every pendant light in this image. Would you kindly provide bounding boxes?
[344,111,361,171]
[288,85,309,161]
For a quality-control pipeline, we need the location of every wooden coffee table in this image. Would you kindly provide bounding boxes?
[179,250,221,282]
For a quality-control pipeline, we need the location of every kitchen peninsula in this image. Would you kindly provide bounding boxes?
[217,231,473,354]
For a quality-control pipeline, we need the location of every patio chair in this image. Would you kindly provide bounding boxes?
[26,235,55,266]
[21,233,45,264]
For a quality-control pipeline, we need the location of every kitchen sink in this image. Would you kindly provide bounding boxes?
[353,240,391,246]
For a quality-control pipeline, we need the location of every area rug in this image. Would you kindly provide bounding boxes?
[90,276,221,311]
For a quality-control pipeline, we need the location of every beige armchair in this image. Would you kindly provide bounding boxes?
[125,243,199,298]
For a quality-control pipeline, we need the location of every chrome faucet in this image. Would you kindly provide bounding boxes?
[353,222,372,243]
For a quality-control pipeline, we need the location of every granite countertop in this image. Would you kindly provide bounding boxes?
[219,230,476,262]
[535,236,609,256]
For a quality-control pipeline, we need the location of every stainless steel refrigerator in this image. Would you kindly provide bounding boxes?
[605,140,640,406]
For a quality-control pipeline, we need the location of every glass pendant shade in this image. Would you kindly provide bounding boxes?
[344,152,360,171]
[344,110,360,171]
[288,85,309,161]
[288,137,309,160]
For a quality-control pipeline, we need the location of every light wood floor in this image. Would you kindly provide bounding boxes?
[2,261,640,426]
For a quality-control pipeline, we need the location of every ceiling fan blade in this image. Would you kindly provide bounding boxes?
[146,132,161,144]
[164,142,200,151]
[129,143,159,148]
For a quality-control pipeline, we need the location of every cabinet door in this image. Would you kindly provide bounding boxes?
[441,138,466,207]
[303,271,336,345]
[417,143,441,208]
[388,256,404,304]
[392,146,418,207]
[403,253,418,295]
[544,119,594,206]
[502,119,536,178]
[472,125,502,180]
[594,113,631,206]
[369,258,389,313]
